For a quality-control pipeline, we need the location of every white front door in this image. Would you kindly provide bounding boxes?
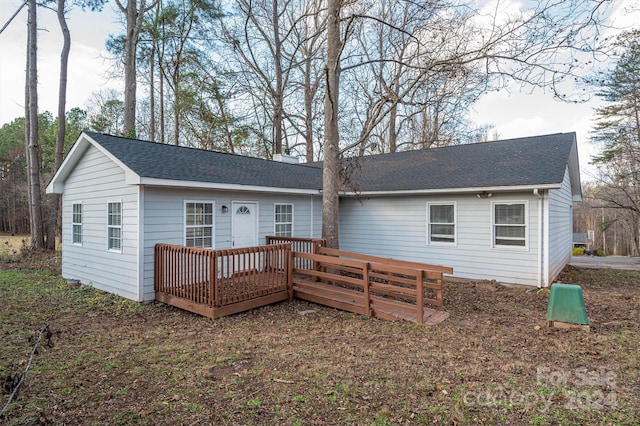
[232,202,258,248]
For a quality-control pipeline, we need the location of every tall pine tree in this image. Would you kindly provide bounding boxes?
[591,30,640,255]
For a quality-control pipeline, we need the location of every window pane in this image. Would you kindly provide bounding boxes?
[495,238,526,247]
[428,204,455,243]
[72,204,82,223]
[430,205,453,223]
[431,224,454,236]
[108,202,122,226]
[495,204,524,224]
[495,225,525,239]
[275,204,293,236]
[73,224,82,244]
[275,223,292,237]
[108,227,121,250]
[494,203,526,247]
[185,202,214,248]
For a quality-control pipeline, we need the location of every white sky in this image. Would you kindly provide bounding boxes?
[1,0,638,181]
[0,1,119,124]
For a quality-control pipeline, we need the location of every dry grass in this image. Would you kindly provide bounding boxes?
[0,260,638,425]
[0,234,29,262]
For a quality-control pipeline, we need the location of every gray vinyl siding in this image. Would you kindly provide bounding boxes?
[141,189,321,301]
[60,145,139,300]
[547,167,573,283]
[339,193,541,285]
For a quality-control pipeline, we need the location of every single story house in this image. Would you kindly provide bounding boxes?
[46,131,581,301]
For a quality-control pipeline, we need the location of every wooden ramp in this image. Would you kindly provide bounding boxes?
[293,278,449,325]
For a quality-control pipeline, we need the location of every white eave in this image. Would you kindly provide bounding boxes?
[567,135,583,202]
[341,183,563,197]
[137,177,320,195]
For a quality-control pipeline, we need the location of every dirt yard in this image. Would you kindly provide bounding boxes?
[1,254,638,425]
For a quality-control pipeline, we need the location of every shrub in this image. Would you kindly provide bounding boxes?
[597,249,606,257]
[572,247,584,256]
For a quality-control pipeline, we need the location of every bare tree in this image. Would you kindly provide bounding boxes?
[322,0,341,248]
[42,0,107,250]
[320,0,613,248]
[114,0,157,137]
[25,0,44,249]
[218,0,317,158]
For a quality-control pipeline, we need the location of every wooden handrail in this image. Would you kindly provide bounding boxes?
[293,249,446,317]
[318,246,453,275]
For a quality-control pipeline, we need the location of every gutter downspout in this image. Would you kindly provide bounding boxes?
[534,188,543,288]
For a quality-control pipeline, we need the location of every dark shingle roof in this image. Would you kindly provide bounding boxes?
[85,132,322,190]
[84,131,576,193]
[343,132,577,192]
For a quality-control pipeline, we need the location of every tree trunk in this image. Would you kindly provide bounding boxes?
[116,0,153,137]
[304,54,314,162]
[26,0,44,250]
[123,1,138,136]
[149,47,156,141]
[47,0,71,251]
[272,0,283,155]
[389,103,397,153]
[173,71,179,145]
[159,64,165,143]
[322,0,341,249]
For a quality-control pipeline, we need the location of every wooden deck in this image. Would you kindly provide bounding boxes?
[154,237,453,325]
[154,243,292,319]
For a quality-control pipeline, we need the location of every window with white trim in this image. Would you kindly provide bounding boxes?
[428,203,456,244]
[72,203,82,245]
[493,202,527,247]
[274,204,293,236]
[107,202,122,251]
[185,201,214,248]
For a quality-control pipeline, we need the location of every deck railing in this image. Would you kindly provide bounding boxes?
[292,249,453,323]
[154,243,291,317]
[317,247,452,311]
[265,236,326,269]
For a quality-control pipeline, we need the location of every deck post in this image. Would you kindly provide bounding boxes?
[210,251,217,308]
[287,245,294,301]
[416,270,424,324]
[312,240,320,281]
[363,262,371,317]
[154,245,160,293]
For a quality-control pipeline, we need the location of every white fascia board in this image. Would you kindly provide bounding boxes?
[342,183,563,197]
[46,133,91,194]
[46,132,142,193]
[568,136,583,201]
[138,177,321,195]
